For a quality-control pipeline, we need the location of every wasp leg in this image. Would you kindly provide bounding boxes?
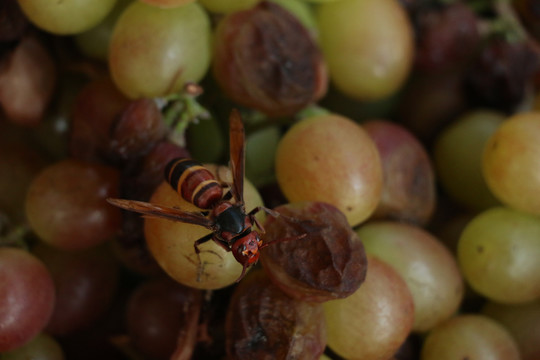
[247,206,281,234]
[193,233,213,282]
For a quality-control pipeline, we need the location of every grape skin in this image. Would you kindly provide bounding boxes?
[0,248,56,352]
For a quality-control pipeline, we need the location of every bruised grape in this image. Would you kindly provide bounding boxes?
[260,201,367,302]
[225,269,326,359]
[126,277,202,360]
[212,1,327,117]
[363,119,436,226]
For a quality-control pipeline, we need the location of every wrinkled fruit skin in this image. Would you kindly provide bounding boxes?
[260,201,367,302]
[212,1,327,117]
[225,269,326,360]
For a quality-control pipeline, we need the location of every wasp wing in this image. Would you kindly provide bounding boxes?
[107,198,215,229]
[228,109,246,204]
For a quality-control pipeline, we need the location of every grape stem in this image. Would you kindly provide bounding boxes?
[157,83,210,147]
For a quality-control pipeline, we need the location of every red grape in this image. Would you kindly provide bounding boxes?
[0,247,55,352]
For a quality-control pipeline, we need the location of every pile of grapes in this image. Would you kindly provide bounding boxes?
[2,0,540,359]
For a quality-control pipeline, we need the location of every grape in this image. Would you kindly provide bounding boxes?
[186,116,226,164]
[260,201,367,302]
[144,165,265,289]
[0,35,56,126]
[457,206,540,303]
[17,0,117,35]
[69,77,130,162]
[420,315,520,360]
[140,0,195,8]
[323,256,414,360]
[198,0,259,13]
[363,119,436,226]
[0,1,29,43]
[71,78,165,164]
[483,111,540,216]
[275,114,383,226]
[316,0,414,100]
[25,159,122,250]
[0,332,64,360]
[357,221,464,332]
[108,97,166,162]
[32,243,119,336]
[513,0,540,41]
[212,1,327,117]
[396,71,467,142]
[482,300,540,360]
[0,130,49,224]
[412,2,480,73]
[109,1,211,98]
[0,247,55,352]
[434,109,505,211]
[225,269,326,359]
[465,37,540,112]
[245,124,280,187]
[73,0,133,61]
[126,277,202,360]
[269,0,317,36]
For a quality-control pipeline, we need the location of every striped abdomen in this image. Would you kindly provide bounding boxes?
[165,158,223,209]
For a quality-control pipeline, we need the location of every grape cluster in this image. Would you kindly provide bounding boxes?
[2,0,540,359]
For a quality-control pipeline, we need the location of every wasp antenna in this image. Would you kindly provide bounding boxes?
[260,233,307,249]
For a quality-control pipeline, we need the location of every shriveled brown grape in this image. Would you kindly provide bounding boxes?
[212,1,327,117]
[260,201,367,302]
[225,269,326,359]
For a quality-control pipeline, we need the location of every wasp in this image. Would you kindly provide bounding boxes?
[108,109,303,281]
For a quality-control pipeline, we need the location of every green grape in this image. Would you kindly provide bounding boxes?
[323,256,414,360]
[109,1,211,98]
[420,315,520,360]
[482,300,540,360]
[275,114,383,226]
[316,0,414,100]
[73,0,133,61]
[357,221,464,332]
[0,333,64,360]
[140,0,195,7]
[245,125,280,187]
[434,109,504,211]
[198,0,260,13]
[457,206,540,303]
[269,0,318,36]
[186,116,226,164]
[483,111,540,216]
[17,0,117,35]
